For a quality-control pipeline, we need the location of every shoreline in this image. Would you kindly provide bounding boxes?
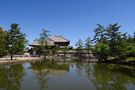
[0,57,98,64]
[0,57,43,64]
[100,60,135,65]
[0,57,134,65]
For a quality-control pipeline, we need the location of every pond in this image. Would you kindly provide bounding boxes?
[0,61,135,90]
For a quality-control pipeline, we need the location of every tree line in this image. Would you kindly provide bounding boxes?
[0,23,135,62]
[75,23,135,62]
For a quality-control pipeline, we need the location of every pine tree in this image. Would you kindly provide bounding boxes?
[75,39,83,60]
[85,37,92,60]
[7,24,27,60]
[39,29,50,59]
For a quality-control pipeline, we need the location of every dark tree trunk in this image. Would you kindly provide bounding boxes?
[79,53,82,62]
[11,53,13,60]
[44,55,46,60]
[52,59,54,63]
[88,51,90,62]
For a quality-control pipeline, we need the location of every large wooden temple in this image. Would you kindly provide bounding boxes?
[29,36,71,55]
[29,36,70,47]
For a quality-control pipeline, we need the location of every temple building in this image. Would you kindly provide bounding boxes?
[29,36,70,47]
[29,36,71,55]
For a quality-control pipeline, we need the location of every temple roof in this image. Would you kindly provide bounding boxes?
[30,36,69,46]
[49,36,69,42]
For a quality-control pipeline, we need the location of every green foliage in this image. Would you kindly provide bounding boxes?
[43,49,51,57]
[126,43,135,57]
[93,24,108,44]
[39,29,50,46]
[51,46,58,57]
[93,43,110,61]
[0,27,8,57]
[85,37,92,50]
[75,39,83,59]
[127,43,135,53]
[106,23,127,58]
[85,37,92,60]
[93,23,130,61]
[125,32,135,58]
[75,39,83,49]
[7,23,27,59]
[38,29,50,58]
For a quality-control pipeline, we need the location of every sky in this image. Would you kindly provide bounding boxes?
[0,0,135,47]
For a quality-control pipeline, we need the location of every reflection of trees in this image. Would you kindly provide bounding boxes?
[75,62,84,77]
[75,62,94,79]
[85,63,93,80]
[92,64,135,90]
[31,62,49,90]
[0,64,25,90]
[30,61,69,90]
[92,64,116,90]
[31,61,69,72]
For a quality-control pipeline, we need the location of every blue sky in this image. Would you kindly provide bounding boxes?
[0,0,135,47]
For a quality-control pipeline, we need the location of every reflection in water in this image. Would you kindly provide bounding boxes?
[0,61,134,90]
[75,62,84,77]
[30,62,49,90]
[30,61,69,90]
[75,63,135,90]
[0,64,25,90]
[92,64,135,90]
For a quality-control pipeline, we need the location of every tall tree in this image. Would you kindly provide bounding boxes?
[39,29,50,59]
[106,23,129,61]
[85,37,92,60]
[106,23,127,58]
[7,23,27,60]
[39,29,50,46]
[0,27,8,57]
[76,39,83,49]
[93,24,109,61]
[93,23,128,61]
[75,39,83,60]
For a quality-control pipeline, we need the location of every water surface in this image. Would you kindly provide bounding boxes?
[0,61,135,90]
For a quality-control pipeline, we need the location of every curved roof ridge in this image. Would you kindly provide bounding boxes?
[49,35,69,42]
